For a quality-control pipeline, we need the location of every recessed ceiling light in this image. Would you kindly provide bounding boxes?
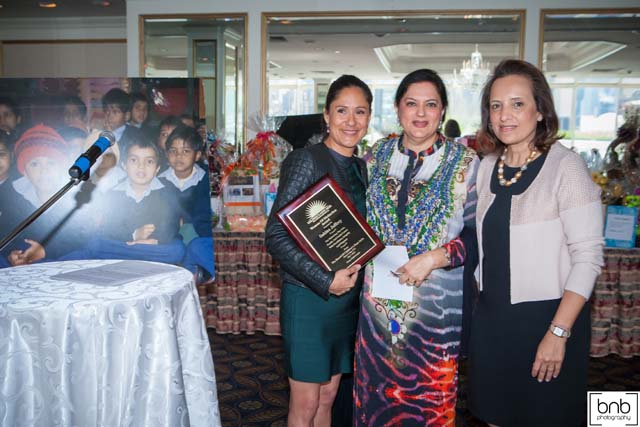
[335,50,341,54]
[39,1,57,8]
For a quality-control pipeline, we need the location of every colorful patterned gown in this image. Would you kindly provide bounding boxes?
[354,135,477,427]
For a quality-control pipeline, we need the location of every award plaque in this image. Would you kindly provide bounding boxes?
[276,175,384,271]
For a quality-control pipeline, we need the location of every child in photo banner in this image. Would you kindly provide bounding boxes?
[129,92,149,130]
[129,91,156,142]
[155,115,181,171]
[5,125,96,267]
[87,88,144,193]
[160,125,212,238]
[62,95,89,133]
[61,138,185,264]
[0,133,33,268]
[0,96,23,139]
[102,88,143,152]
[57,125,88,159]
[159,125,214,277]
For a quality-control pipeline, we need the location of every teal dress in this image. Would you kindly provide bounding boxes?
[280,150,366,382]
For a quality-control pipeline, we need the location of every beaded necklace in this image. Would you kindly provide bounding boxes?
[497,147,538,187]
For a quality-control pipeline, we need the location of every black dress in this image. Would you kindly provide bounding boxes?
[468,153,590,427]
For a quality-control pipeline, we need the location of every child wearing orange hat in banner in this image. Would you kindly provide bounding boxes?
[6,125,96,266]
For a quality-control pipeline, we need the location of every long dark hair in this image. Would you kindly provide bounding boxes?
[321,75,373,134]
[394,69,448,123]
[478,59,560,153]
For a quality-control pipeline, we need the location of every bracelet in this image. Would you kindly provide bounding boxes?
[442,247,452,267]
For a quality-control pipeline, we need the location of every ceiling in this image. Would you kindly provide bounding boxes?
[0,0,125,18]
[1,6,638,82]
[264,14,640,81]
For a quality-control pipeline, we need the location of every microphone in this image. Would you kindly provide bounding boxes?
[68,131,116,179]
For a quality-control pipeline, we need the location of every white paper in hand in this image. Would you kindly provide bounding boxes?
[371,245,413,302]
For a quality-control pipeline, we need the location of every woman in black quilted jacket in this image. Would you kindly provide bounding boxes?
[266,74,372,427]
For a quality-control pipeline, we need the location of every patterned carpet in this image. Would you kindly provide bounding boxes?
[209,331,640,427]
[210,331,289,427]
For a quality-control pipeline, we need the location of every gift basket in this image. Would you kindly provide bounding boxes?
[206,129,238,228]
[592,105,640,246]
[594,106,640,205]
[220,114,291,232]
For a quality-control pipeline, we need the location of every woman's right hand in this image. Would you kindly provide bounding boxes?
[329,264,361,296]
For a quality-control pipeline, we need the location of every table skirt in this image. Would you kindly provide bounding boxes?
[590,248,640,358]
[0,260,221,427]
[202,231,282,335]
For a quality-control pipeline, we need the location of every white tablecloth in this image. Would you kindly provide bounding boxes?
[0,259,221,427]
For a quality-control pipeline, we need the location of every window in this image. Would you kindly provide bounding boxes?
[264,12,524,141]
[141,14,246,145]
[541,10,640,155]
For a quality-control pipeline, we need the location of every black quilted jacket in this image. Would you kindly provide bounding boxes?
[265,142,367,300]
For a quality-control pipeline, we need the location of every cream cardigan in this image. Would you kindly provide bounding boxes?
[475,143,604,304]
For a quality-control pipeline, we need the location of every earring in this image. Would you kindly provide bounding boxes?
[326,126,330,133]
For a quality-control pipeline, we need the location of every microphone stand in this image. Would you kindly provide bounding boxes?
[0,171,88,252]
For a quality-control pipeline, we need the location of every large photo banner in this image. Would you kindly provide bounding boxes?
[0,78,214,278]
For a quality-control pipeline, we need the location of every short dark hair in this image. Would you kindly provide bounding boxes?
[444,119,461,139]
[123,137,160,163]
[159,115,182,129]
[63,96,87,119]
[130,92,148,108]
[0,96,21,118]
[394,69,449,122]
[478,59,560,153]
[102,88,131,113]
[166,125,203,152]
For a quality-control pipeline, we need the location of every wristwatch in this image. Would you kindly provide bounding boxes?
[549,324,571,338]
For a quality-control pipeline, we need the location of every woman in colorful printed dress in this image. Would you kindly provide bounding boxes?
[353,69,478,426]
[468,60,603,427]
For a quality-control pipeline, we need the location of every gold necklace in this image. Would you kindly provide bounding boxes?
[497,147,538,187]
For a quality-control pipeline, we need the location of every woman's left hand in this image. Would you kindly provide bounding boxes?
[395,251,437,287]
[531,331,567,382]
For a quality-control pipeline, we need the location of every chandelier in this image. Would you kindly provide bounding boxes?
[453,44,490,90]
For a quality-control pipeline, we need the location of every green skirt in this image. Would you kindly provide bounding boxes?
[280,281,360,383]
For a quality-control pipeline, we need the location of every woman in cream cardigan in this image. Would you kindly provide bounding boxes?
[468,59,604,427]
